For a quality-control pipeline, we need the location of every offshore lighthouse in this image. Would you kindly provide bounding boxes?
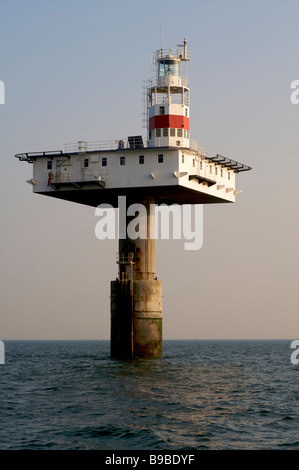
[16,39,251,359]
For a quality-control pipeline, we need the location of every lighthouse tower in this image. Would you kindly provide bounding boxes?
[147,38,190,149]
[15,38,251,359]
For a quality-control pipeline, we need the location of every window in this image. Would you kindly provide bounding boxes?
[200,161,203,170]
[47,161,52,170]
[149,130,152,139]
[193,159,195,167]
[158,59,180,77]
[185,108,188,117]
[102,157,107,167]
[120,156,125,166]
[210,165,212,173]
[221,169,223,177]
[177,129,183,137]
[159,106,165,115]
[228,172,230,180]
[163,128,168,137]
[84,158,89,168]
[156,129,161,137]
[139,155,144,164]
[215,167,218,175]
[170,128,175,137]
[182,154,184,163]
[158,154,163,163]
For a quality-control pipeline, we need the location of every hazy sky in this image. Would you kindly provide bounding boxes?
[0,0,298,340]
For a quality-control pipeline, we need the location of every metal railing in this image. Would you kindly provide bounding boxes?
[145,75,190,90]
[16,138,208,163]
[152,48,191,65]
[189,140,207,156]
[64,140,128,153]
[54,171,73,183]
[63,138,206,154]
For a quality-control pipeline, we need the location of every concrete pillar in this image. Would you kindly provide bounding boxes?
[110,197,162,359]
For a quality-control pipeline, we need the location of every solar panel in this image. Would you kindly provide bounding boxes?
[128,135,144,149]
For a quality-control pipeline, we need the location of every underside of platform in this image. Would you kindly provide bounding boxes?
[38,184,233,208]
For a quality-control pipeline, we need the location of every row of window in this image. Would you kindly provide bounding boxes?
[180,155,231,179]
[121,155,163,165]
[47,158,107,170]
[47,155,164,169]
[149,128,190,139]
[48,155,231,176]
[197,160,231,179]
[80,157,108,167]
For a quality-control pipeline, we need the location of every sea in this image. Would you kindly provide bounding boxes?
[0,340,298,452]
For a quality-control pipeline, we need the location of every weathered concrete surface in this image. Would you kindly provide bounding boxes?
[111,197,162,359]
[110,279,162,359]
[133,279,162,358]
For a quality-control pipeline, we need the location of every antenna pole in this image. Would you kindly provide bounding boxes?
[184,37,187,59]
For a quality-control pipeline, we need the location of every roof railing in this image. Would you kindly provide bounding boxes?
[15,144,251,173]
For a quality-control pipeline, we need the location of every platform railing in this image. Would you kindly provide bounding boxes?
[63,138,206,154]
[145,75,190,89]
[64,140,128,153]
[16,138,208,163]
[189,140,207,156]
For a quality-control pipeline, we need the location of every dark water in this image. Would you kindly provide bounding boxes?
[0,340,298,450]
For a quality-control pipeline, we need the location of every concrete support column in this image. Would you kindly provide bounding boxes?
[110,197,162,359]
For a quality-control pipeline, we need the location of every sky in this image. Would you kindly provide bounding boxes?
[0,0,298,340]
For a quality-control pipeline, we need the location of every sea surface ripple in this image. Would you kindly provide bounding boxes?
[0,340,298,450]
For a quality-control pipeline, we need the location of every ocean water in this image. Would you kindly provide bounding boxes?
[0,340,298,450]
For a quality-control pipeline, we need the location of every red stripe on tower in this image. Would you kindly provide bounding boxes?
[149,115,189,131]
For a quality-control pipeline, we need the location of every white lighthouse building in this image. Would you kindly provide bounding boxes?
[147,38,190,149]
[16,38,251,359]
